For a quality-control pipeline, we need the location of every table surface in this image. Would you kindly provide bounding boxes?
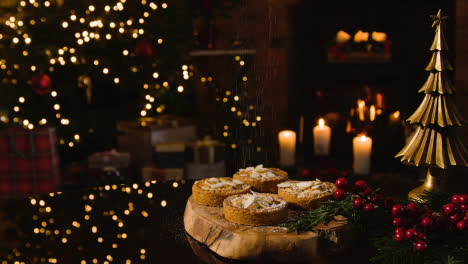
[2,169,461,264]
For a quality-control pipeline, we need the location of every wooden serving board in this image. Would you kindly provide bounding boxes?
[184,196,356,262]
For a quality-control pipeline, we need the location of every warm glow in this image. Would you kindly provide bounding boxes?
[393,111,400,118]
[336,30,351,43]
[370,105,376,121]
[371,32,387,42]
[354,30,369,43]
[318,118,325,127]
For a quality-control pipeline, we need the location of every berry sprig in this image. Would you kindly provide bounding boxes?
[389,194,468,251]
[333,178,468,252]
[334,178,394,214]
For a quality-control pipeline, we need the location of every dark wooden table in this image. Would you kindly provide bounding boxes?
[0,170,464,264]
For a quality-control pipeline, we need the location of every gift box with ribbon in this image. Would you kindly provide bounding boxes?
[0,127,60,199]
[88,149,130,169]
[117,116,196,168]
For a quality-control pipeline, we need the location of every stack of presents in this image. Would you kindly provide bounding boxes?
[67,115,225,186]
[117,116,225,182]
[0,116,225,199]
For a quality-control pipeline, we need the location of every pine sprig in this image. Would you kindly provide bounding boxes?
[283,185,468,264]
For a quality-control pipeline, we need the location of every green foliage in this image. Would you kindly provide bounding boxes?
[285,191,468,264]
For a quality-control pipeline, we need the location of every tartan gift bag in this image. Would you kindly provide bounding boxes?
[0,127,60,199]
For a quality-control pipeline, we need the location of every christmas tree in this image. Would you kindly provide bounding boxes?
[0,0,192,155]
[396,10,468,198]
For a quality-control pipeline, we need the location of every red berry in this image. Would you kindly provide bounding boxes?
[393,218,404,227]
[335,189,346,200]
[444,203,456,216]
[395,227,405,234]
[463,216,468,222]
[335,177,348,189]
[364,203,374,212]
[460,204,467,211]
[355,180,367,191]
[452,194,461,204]
[450,214,461,223]
[364,186,372,196]
[459,194,468,204]
[405,228,415,239]
[456,220,467,231]
[416,232,427,242]
[421,217,433,228]
[392,204,405,217]
[353,197,364,209]
[415,241,427,251]
[394,232,406,242]
[406,202,418,212]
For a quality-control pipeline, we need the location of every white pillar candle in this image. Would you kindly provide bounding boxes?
[357,100,366,121]
[369,105,376,121]
[313,118,331,156]
[278,130,296,167]
[353,135,372,175]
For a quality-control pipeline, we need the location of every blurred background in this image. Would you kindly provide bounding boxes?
[0,0,465,193]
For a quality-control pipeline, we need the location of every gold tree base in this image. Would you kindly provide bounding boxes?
[408,168,446,200]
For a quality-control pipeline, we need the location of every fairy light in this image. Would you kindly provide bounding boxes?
[177,86,184,93]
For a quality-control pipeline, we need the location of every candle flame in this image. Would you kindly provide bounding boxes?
[318,118,325,127]
[358,99,365,108]
[393,111,400,118]
[360,135,367,141]
[284,131,290,137]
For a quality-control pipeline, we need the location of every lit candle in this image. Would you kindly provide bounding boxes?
[353,135,372,175]
[278,130,296,167]
[336,30,351,43]
[371,32,387,42]
[389,110,400,125]
[357,99,365,121]
[369,105,376,121]
[353,30,369,43]
[375,93,384,109]
[313,118,331,156]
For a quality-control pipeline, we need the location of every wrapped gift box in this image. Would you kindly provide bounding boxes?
[186,161,225,180]
[153,143,185,169]
[117,116,196,168]
[186,136,225,164]
[88,149,130,169]
[0,127,60,199]
[141,166,184,182]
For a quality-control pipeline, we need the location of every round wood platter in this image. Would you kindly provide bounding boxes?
[184,196,356,262]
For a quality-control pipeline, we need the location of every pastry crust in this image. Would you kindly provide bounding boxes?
[223,193,288,226]
[277,180,336,210]
[233,165,288,193]
[192,177,251,207]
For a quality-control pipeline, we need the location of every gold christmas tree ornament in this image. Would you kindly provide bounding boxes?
[396,9,468,199]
